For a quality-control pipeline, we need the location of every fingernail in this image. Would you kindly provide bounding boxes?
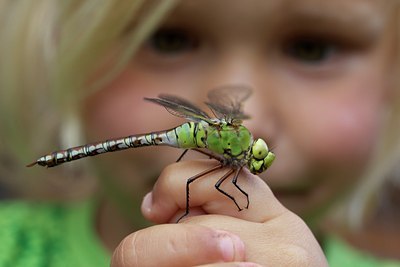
[215,230,245,262]
[141,192,153,215]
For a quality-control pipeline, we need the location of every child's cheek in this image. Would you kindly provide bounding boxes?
[302,98,381,169]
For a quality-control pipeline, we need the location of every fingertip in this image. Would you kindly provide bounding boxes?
[141,191,164,222]
[141,192,153,217]
[141,191,180,223]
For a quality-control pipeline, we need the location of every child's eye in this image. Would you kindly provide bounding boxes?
[284,38,335,64]
[148,28,198,54]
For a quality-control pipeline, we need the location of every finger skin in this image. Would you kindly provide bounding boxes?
[110,224,245,267]
[141,160,328,266]
[184,214,328,267]
[142,160,286,224]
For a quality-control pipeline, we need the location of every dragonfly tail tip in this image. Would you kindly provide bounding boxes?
[26,161,37,167]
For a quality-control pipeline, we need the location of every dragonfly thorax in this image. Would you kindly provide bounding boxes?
[205,122,253,160]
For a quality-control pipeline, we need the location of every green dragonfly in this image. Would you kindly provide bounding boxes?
[28,86,275,220]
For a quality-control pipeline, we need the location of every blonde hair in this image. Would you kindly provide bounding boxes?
[0,0,177,198]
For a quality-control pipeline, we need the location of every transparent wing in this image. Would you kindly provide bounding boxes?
[144,94,213,123]
[205,85,252,123]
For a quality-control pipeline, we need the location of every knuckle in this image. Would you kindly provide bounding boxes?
[111,233,139,267]
[158,163,181,190]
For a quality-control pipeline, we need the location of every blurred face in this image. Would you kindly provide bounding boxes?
[84,0,395,216]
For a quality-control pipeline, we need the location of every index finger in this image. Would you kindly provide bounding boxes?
[142,160,286,224]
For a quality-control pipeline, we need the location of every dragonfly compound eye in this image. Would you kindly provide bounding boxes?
[249,138,275,174]
[252,138,269,160]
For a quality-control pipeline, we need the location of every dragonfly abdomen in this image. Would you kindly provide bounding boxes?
[30,137,148,167]
[28,122,208,168]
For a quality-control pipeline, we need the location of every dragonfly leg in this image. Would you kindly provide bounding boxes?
[231,167,249,209]
[177,163,224,223]
[215,168,242,211]
[176,149,189,162]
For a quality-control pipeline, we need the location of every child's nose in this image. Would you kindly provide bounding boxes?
[201,47,260,88]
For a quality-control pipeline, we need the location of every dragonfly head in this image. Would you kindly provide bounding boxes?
[248,138,275,174]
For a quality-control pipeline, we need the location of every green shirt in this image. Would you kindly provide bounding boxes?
[0,200,399,267]
[0,200,109,267]
[325,235,400,267]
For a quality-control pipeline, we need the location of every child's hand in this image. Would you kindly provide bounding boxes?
[111,160,328,267]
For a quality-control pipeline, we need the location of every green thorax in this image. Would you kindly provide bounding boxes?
[206,123,253,159]
[182,121,252,160]
[173,122,253,159]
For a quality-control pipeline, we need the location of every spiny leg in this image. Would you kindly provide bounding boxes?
[231,167,249,209]
[176,149,189,162]
[177,163,224,222]
[215,168,243,211]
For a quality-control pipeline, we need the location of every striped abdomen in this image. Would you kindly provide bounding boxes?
[28,122,207,168]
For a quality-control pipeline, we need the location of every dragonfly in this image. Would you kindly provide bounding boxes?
[28,86,275,221]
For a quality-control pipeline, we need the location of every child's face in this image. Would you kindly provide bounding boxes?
[84,0,395,215]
